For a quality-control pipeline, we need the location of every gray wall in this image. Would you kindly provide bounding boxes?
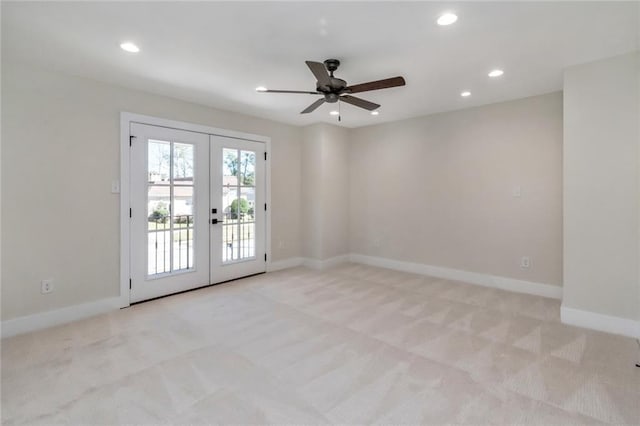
[563,52,640,321]
[1,61,303,320]
[349,92,564,286]
[10,54,637,330]
[301,123,350,260]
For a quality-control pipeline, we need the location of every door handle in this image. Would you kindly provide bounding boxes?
[212,218,222,224]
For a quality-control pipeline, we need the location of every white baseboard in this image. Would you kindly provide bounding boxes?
[267,255,351,272]
[561,305,640,339]
[349,253,563,300]
[302,254,351,270]
[18,257,639,339]
[267,257,304,272]
[1,255,343,338]
[1,297,122,339]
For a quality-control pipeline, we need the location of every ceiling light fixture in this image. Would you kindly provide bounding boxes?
[437,13,458,26]
[120,42,140,53]
[488,69,504,78]
[461,91,471,97]
[329,110,340,116]
[371,111,379,116]
[255,86,267,92]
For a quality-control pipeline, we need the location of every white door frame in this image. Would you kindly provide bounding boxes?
[119,112,271,308]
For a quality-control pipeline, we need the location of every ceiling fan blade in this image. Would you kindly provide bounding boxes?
[260,89,320,94]
[340,95,380,111]
[305,61,332,87]
[301,98,326,114]
[345,76,406,94]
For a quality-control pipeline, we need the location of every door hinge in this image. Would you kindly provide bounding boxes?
[264,253,267,262]
[129,208,132,218]
[264,203,267,211]
[129,135,136,147]
[129,278,132,290]
[264,152,267,161]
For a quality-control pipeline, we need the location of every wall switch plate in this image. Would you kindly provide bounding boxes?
[520,256,530,269]
[513,185,522,197]
[111,180,120,194]
[41,279,54,294]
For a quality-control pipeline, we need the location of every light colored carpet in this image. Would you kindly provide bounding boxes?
[2,263,639,425]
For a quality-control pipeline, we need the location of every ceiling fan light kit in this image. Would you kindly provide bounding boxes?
[257,59,406,118]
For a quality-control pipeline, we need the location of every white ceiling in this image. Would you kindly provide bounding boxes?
[2,1,639,128]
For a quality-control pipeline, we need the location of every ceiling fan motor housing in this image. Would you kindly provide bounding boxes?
[317,78,346,94]
[317,59,347,100]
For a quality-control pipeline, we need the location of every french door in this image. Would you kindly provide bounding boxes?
[130,123,266,303]
[210,136,266,283]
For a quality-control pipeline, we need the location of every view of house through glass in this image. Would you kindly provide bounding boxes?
[147,139,195,275]
[222,148,256,263]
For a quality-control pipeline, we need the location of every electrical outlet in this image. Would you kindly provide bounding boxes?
[41,279,54,294]
[520,256,530,269]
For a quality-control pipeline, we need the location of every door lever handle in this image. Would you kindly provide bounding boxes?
[212,219,222,224]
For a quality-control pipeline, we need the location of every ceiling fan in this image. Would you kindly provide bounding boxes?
[257,59,406,115]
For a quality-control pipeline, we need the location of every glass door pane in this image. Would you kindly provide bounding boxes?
[220,148,257,264]
[147,139,196,276]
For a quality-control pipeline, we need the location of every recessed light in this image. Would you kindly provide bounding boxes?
[120,42,140,53]
[437,13,458,26]
[255,86,267,92]
[488,69,504,78]
[330,110,339,116]
[461,91,471,97]
[371,111,379,116]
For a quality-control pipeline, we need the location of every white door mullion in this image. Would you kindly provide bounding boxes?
[168,141,174,273]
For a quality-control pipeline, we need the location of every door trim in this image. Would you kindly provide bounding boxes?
[119,112,272,309]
